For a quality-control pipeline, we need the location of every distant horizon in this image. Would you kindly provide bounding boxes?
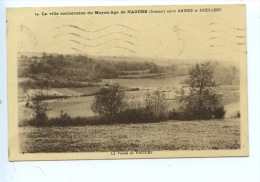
[17,51,240,67]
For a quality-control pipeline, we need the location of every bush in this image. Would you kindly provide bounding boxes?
[144,89,168,119]
[168,106,226,121]
[116,108,158,124]
[33,112,48,124]
[168,109,184,120]
[232,111,240,119]
[31,92,48,125]
[213,106,226,119]
[56,110,73,125]
[91,83,126,121]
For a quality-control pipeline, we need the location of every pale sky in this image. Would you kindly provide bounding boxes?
[8,5,246,62]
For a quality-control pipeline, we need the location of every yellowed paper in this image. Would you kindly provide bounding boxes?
[7,5,248,161]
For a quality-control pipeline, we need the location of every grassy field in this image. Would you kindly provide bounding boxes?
[19,118,240,153]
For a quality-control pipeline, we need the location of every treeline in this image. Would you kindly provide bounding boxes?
[18,53,239,92]
[213,62,239,85]
[24,62,228,127]
[18,54,177,89]
[113,60,176,73]
[19,54,119,82]
[19,79,89,91]
[18,54,175,81]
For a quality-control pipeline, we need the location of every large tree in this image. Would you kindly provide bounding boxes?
[179,62,225,120]
[91,83,126,120]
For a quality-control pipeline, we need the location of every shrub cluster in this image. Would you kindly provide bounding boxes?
[25,105,226,127]
[25,109,162,127]
[168,106,226,121]
[116,108,159,124]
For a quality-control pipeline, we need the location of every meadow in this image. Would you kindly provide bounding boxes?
[19,118,240,153]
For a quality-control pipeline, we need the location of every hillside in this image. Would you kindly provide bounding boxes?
[18,52,239,91]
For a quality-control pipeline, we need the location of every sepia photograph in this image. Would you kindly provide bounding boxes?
[7,5,248,160]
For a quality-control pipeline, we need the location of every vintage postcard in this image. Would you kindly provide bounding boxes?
[7,5,248,161]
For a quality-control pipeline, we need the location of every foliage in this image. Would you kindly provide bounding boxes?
[19,54,171,83]
[18,54,120,83]
[168,109,184,120]
[115,89,169,123]
[178,62,225,120]
[91,83,126,120]
[144,90,168,119]
[212,61,239,85]
[124,95,143,110]
[19,79,88,90]
[113,61,156,71]
[231,111,241,119]
[18,54,181,90]
[213,106,226,119]
[31,91,48,124]
[59,110,72,123]
[116,108,158,123]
